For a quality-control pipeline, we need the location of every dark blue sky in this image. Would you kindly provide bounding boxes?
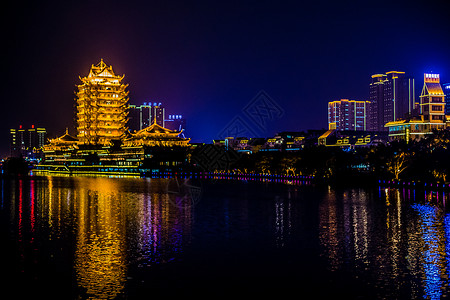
[3,0,450,156]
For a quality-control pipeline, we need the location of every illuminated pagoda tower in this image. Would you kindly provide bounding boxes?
[76,59,129,145]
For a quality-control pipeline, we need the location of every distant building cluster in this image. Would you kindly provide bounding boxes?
[210,129,388,153]
[10,125,47,160]
[327,71,449,143]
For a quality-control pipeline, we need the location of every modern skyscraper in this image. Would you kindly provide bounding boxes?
[128,104,151,131]
[76,59,129,145]
[369,71,415,131]
[369,74,387,132]
[328,99,370,131]
[152,104,165,127]
[444,83,450,114]
[420,73,445,124]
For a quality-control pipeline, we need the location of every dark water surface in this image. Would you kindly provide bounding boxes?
[1,176,450,298]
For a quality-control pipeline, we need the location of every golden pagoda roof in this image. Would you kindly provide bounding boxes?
[122,120,190,147]
[86,59,123,80]
[134,120,182,137]
[51,128,79,143]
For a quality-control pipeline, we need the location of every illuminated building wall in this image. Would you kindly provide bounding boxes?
[384,71,415,123]
[328,99,370,131]
[76,59,129,145]
[369,74,387,132]
[444,83,450,114]
[369,71,415,131]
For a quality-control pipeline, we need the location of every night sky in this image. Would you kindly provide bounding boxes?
[3,0,450,157]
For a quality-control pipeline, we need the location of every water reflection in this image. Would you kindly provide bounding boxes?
[319,186,450,298]
[3,176,192,299]
[6,176,450,298]
[319,188,371,271]
[74,179,127,298]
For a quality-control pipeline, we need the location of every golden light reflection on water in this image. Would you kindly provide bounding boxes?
[75,178,127,299]
[20,176,193,299]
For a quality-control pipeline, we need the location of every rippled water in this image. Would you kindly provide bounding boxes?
[1,176,450,298]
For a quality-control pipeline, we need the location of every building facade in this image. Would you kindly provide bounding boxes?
[369,74,387,132]
[420,73,446,124]
[76,59,129,145]
[328,99,370,131]
[369,71,415,131]
[444,83,450,114]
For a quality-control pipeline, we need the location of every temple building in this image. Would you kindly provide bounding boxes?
[123,121,189,148]
[35,60,191,176]
[76,59,129,145]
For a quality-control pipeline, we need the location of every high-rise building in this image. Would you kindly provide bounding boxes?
[369,74,387,132]
[128,104,151,132]
[420,73,445,124]
[152,104,165,127]
[444,83,450,114]
[128,102,165,132]
[369,71,415,131]
[76,59,129,145]
[328,99,370,131]
[10,125,47,157]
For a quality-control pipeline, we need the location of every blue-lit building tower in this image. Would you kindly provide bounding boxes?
[444,83,450,115]
[328,99,370,131]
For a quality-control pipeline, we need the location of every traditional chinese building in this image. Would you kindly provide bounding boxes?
[34,60,191,176]
[76,59,129,145]
[122,121,190,148]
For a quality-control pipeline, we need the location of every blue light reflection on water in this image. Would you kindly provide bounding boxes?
[411,203,444,300]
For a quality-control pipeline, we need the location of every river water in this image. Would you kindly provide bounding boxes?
[1,176,450,298]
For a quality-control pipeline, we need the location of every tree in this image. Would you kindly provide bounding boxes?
[279,156,299,175]
[387,152,409,180]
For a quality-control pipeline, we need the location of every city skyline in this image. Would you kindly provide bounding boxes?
[3,0,450,157]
